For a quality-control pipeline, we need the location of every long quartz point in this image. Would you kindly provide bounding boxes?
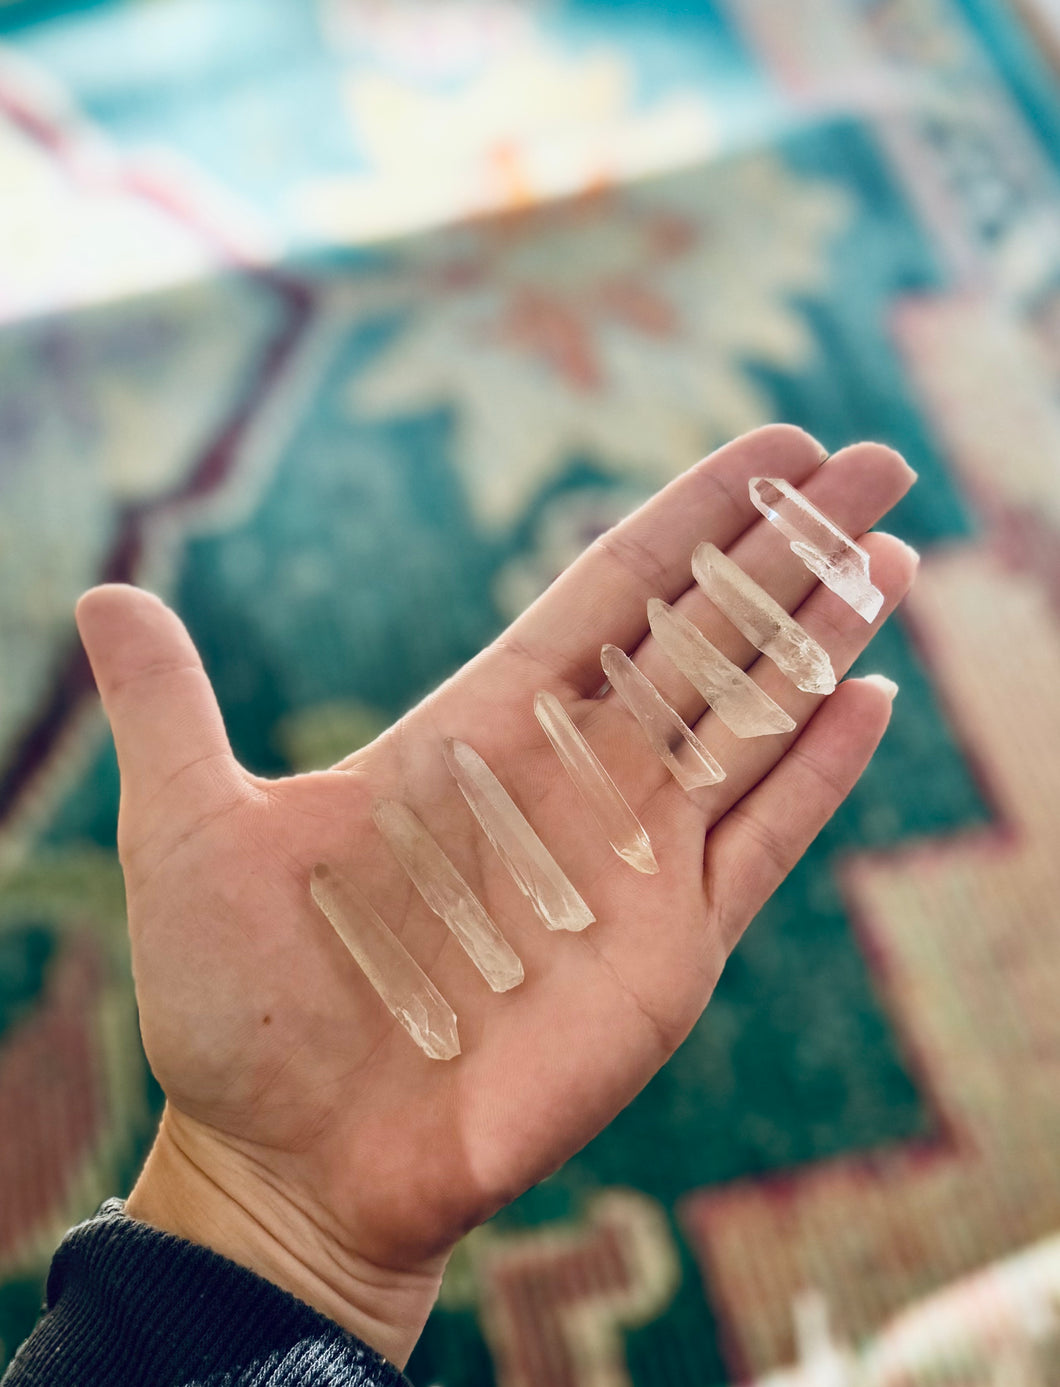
[748,477,884,623]
[372,799,525,993]
[443,738,595,932]
[647,599,796,737]
[691,542,837,694]
[309,863,460,1061]
[533,690,659,875]
[600,644,726,792]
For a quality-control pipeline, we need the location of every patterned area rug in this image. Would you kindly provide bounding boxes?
[1,1,1059,1382]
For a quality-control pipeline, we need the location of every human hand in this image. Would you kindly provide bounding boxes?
[75,425,917,1366]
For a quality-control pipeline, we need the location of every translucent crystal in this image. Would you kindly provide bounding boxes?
[600,644,726,792]
[691,542,837,694]
[443,738,595,932]
[533,690,659,875]
[309,863,460,1061]
[372,799,525,993]
[647,599,797,737]
[749,477,884,623]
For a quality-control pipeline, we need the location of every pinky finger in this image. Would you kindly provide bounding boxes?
[705,675,898,955]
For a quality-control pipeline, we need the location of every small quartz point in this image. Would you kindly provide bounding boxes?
[647,599,797,737]
[748,477,884,623]
[372,799,525,993]
[443,738,595,932]
[691,542,837,695]
[533,690,659,875]
[600,644,726,792]
[309,863,460,1061]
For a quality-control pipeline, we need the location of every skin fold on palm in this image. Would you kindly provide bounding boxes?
[75,425,918,1366]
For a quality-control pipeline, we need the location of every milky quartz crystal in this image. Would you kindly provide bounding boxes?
[647,599,796,737]
[691,542,837,694]
[443,738,595,932]
[309,863,460,1061]
[600,644,726,792]
[533,690,659,875]
[749,477,884,623]
[372,798,524,993]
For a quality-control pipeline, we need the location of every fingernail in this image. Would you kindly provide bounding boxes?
[874,532,921,564]
[863,673,899,701]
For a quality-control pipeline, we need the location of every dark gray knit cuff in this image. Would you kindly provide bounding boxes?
[2,1199,412,1387]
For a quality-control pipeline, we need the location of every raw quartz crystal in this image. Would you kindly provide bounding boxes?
[533,690,659,875]
[443,737,595,932]
[647,599,797,737]
[600,644,726,792]
[371,798,525,993]
[309,863,460,1061]
[691,542,837,694]
[749,477,884,623]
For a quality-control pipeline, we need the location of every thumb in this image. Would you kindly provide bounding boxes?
[76,584,241,819]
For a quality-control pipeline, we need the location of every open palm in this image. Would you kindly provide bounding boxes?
[76,426,916,1364]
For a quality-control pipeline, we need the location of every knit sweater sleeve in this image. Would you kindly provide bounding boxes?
[1,1200,413,1387]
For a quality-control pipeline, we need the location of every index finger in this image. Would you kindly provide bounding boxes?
[493,424,827,693]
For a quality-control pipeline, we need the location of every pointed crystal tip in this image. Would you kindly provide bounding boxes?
[749,476,781,513]
[618,840,660,874]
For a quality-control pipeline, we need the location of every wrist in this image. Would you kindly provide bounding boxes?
[125,1106,448,1368]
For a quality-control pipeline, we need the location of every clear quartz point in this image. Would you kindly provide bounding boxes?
[691,542,837,694]
[600,644,726,792]
[748,477,884,623]
[647,599,797,737]
[372,799,525,993]
[443,738,595,932]
[533,690,659,875]
[309,863,460,1061]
